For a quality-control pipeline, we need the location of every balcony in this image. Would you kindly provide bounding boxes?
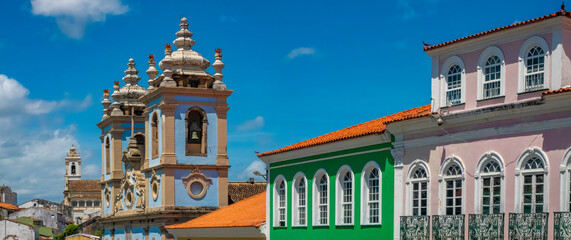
[508,212,548,239]
[432,215,464,240]
[555,212,571,239]
[400,215,430,240]
[468,213,504,239]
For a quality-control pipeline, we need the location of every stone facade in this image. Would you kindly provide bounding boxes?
[8,207,66,233]
[63,146,102,224]
[0,185,17,205]
[98,17,231,240]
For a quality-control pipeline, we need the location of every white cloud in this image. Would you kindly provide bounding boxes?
[31,0,129,39]
[239,160,266,180]
[236,116,265,131]
[0,74,89,203]
[287,47,316,59]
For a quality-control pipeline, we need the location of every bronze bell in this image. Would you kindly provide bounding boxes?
[191,131,199,140]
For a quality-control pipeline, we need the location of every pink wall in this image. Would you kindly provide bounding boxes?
[399,118,571,239]
[435,33,554,114]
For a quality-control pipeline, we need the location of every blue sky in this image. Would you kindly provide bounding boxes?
[0,0,560,203]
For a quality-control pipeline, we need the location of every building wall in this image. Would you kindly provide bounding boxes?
[9,207,66,233]
[0,186,18,205]
[174,169,219,207]
[396,109,571,239]
[0,220,39,240]
[268,142,394,240]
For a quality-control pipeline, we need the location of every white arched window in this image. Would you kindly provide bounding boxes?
[440,56,465,107]
[407,160,430,216]
[560,148,571,211]
[439,156,465,215]
[336,166,354,225]
[515,148,549,213]
[474,152,505,214]
[477,46,505,100]
[274,176,287,227]
[313,169,329,226]
[361,161,381,225]
[447,65,462,105]
[518,36,549,93]
[292,172,307,227]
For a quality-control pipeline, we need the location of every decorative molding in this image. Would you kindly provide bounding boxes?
[182,167,212,199]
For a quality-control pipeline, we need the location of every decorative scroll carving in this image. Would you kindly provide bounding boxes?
[134,171,146,208]
[150,169,160,201]
[554,212,571,239]
[432,214,465,240]
[508,212,548,240]
[400,215,430,240]
[468,214,504,239]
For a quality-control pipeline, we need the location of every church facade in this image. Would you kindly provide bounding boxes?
[98,17,232,240]
[63,146,101,224]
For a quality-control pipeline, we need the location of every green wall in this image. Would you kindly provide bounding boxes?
[269,143,394,240]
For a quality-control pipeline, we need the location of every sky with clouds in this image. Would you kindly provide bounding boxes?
[0,0,561,203]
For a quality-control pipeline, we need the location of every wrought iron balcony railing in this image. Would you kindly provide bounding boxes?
[555,212,571,240]
[508,212,548,240]
[468,213,504,239]
[432,214,465,240]
[400,215,430,240]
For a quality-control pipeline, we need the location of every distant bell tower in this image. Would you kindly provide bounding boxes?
[65,145,81,181]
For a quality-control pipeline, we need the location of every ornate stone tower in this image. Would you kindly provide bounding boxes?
[99,17,232,240]
[65,145,81,182]
[97,58,147,217]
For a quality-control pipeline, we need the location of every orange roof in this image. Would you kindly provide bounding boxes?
[542,87,571,96]
[165,192,266,229]
[0,203,20,211]
[424,8,571,51]
[258,105,431,157]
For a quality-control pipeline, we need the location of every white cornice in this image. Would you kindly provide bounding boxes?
[259,133,391,164]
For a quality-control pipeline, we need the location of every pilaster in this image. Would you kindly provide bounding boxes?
[159,104,178,165]
[110,129,124,179]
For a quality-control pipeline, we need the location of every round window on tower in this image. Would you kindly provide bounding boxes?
[105,192,110,207]
[151,182,159,201]
[186,178,207,199]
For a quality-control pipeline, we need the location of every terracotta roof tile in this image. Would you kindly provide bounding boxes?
[68,180,100,192]
[228,182,266,204]
[542,87,571,96]
[424,10,571,51]
[258,104,431,157]
[165,192,266,229]
[0,203,20,211]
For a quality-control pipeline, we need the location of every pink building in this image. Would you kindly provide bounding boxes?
[388,6,571,239]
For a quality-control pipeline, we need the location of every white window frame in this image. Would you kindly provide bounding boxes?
[560,147,571,211]
[438,155,466,215]
[291,172,307,227]
[312,169,329,226]
[336,165,354,226]
[406,160,431,216]
[273,175,287,227]
[440,56,466,107]
[361,161,382,225]
[474,152,505,214]
[518,36,550,93]
[514,147,549,213]
[477,46,505,100]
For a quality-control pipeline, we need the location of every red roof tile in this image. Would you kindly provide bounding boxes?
[257,105,431,157]
[424,10,571,51]
[0,203,20,211]
[542,87,571,96]
[165,192,266,229]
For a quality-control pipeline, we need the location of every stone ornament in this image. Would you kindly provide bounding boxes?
[182,168,212,199]
[150,169,160,201]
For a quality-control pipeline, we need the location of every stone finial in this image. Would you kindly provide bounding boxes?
[101,89,111,119]
[160,44,176,87]
[110,81,124,116]
[212,48,227,90]
[173,17,195,50]
[123,58,141,86]
[146,54,159,90]
[562,1,567,13]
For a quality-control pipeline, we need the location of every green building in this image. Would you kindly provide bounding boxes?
[257,106,428,240]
